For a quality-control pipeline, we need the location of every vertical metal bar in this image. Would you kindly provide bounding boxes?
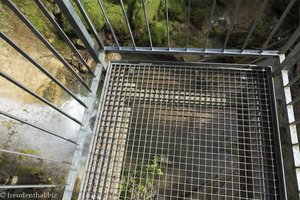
[261,0,296,51]
[0,110,77,144]
[78,63,110,199]
[165,0,170,49]
[0,149,71,165]
[141,0,153,49]
[0,71,83,125]
[222,0,242,51]
[0,32,87,108]
[97,0,120,47]
[186,0,192,50]
[279,54,300,198]
[119,0,136,48]
[286,73,300,87]
[267,67,288,200]
[5,0,91,91]
[54,0,102,64]
[241,0,269,51]
[280,25,300,54]
[34,0,95,77]
[205,0,217,50]
[74,0,105,49]
[274,40,300,75]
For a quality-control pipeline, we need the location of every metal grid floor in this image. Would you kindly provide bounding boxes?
[82,62,284,200]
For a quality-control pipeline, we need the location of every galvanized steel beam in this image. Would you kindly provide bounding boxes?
[34,0,95,77]
[55,0,102,64]
[62,55,104,200]
[104,46,280,56]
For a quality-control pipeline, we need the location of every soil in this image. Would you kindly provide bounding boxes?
[0,8,69,105]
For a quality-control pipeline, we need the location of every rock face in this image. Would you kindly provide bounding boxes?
[105,53,122,65]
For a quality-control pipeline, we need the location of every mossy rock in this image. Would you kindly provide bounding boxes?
[103,1,129,35]
[132,0,161,32]
[168,0,187,22]
[150,21,167,46]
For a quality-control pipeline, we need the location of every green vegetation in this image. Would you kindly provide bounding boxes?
[167,0,187,22]
[150,21,167,46]
[132,0,161,32]
[0,1,8,28]
[120,156,164,199]
[103,1,129,35]
[12,0,55,38]
[72,0,105,32]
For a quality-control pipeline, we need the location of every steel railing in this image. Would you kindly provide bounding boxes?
[0,0,300,199]
[0,0,105,198]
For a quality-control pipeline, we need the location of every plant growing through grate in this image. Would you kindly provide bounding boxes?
[82,63,285,200]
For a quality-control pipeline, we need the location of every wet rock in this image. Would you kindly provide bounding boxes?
[105,53,122,64]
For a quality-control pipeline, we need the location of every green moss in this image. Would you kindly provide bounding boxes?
[150,21,167,46]
[12,0,54,38]
[132,0,161,31]
[67,0,105,33]
[168,0,187,22]
[103,1,129,35]
[190,7,208,29]
[0,1,8,28]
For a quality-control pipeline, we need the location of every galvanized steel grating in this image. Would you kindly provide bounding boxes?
[82,62,285,200]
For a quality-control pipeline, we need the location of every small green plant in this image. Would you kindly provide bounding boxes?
[120,156,164,200]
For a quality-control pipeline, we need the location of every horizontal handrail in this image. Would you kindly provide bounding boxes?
[0,185,64,189]
[0,149,71,165]
[0,110,77,144]
[0,71,83,125]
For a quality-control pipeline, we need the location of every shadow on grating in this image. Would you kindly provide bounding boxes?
[82,63,284,200]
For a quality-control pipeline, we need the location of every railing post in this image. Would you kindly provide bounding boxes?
[54,0,102,64]
[279,53,300,199]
